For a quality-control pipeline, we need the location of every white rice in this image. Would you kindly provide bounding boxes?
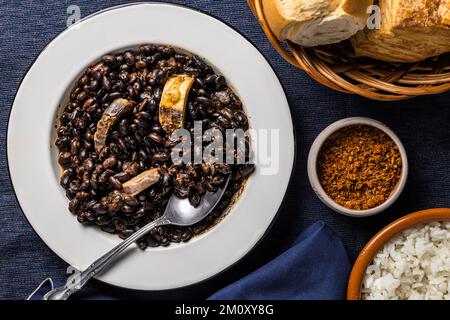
[361,221,450,300]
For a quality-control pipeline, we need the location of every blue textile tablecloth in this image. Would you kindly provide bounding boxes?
[0,0,449,300]
[29,221,351,300]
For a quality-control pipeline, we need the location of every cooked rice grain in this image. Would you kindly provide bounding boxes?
[362,221,450,300]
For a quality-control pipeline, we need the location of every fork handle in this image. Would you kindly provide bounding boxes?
[43,217,169,300]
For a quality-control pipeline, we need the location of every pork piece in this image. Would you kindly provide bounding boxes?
[94,98,133,153]
[159,75,195,134]
[122,168,161,196]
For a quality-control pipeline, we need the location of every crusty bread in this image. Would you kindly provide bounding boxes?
[263,0,373,47]
[352,0,450,62]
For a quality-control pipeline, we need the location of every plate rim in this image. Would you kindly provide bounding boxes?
[7,2,296,291]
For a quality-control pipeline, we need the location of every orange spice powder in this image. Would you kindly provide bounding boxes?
[317,125,402,210]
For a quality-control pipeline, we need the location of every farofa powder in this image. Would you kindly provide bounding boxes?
[317,125,402,210]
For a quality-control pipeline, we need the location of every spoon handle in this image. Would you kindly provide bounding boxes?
[43,216,169,300]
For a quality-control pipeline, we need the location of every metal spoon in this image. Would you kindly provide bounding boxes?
[42,176,230,300]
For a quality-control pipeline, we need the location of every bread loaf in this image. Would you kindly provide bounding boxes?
[352,0,450,62]
[263,0,373,47]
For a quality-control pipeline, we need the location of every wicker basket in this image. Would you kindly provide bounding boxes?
[248,0,450,101]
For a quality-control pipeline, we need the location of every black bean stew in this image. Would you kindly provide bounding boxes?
[55,45,254,249]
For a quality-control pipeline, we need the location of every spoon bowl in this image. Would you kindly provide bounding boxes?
[165,177,230,226]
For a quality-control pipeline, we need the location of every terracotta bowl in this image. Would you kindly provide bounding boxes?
[347,208,450,300]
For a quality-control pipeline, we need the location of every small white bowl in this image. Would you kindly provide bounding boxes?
[307,117,408,217]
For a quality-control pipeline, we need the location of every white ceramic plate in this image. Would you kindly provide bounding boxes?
[8,3,294,290]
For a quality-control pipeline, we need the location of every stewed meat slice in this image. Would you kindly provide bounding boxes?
[159,74,195,134]
[122,168,161,196]
[94,98,133,153]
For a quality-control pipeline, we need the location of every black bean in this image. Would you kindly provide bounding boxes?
[146,237,159,247]
[160,46,175,56]
[123,195,138,207]
[109,176,123,190]
[205,182,217,192]
[140,44,156,56]
[96,216,111,226]
[121,205,135,214]
[119,119,129,136]
[90,173,99,190]
[79,75,89,85]
[79,149,88,161]
[148,132,163,144]
[234,111,248,126]
[151,123,163,133]
[119,70,129,82]
[221,108,234,120]
[184,66,199,74]
[161,174,171,187]
[146,99,157,113]
[122,229,134,237]
[195,96,212,107]
[137,99,149,112]
[215,75,226,88]
[205,74,216,83]
[82,99,94,111]
[92,70,102,80]
[76,91,88,102]
[108,195,123,214]
[102,75,111,91]
[215,91,231,105]
[58,152,72,166]
[101,225,115,233]
[123,51,135,65]
[152,152,169,162]
[102,54,116,65]
[55,136,70,149]
[153,87,162,100]
[113,171,130,182]
[189,194,201,207]
[217,115,231,128]
[83,158,94,172]
[138,149,148,160]
[176,187,190,198]
[90,80,99,91]
[99,169,114,184]
[85,211,96,222]
[60,169,73,188]
[93,203,108,214]
[135,60,146,69]
[151,52,163,64]
[181,231,192,242]
[77,213,88,223]
[115,55,124,65]
[68,198,79,213]
[102,156,117,169]
[171,233,181,243]
[108,91,123,101]
[139,111,150,119]
[132,82,141,96]
[240,164,255,178]
[160,237,170,247]
[211,175,225,185]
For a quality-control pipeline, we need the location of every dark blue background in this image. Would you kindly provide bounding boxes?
[1,0,449,300]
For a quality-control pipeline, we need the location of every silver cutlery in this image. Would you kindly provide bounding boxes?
[41,176,229,300]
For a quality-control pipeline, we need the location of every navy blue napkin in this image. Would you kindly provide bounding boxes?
[29,221,350,300]
[209,221,351,300]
